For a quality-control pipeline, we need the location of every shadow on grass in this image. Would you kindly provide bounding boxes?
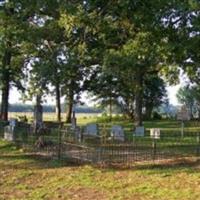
[0,143,14,150]
[100,158,200,174]
[1,152,200,175]
[0,153,87,170]
[136,158,200,171]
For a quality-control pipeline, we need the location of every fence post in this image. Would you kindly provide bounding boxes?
[58,129,62,160]
[196,133,200,156]
[152,138,157,160]
[181,121,184,138]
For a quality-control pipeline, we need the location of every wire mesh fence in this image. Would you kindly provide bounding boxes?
[1,122,200,166]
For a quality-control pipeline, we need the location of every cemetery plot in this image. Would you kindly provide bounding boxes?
[1,122,200,165]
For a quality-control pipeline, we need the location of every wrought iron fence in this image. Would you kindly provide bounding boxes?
[1,123,200,166]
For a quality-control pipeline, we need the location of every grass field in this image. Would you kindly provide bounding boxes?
[0,140,200,200]
[8,112,100,124]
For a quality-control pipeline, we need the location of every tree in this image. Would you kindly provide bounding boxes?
[143,75,168,119]
[20,0,65,122]
[59,1,106,123]
[86,1,180,125]
[88,70,119,121]
[177,85,200,119]
[0,0,31,121]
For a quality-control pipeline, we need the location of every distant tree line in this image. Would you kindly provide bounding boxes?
[2,104,101,114]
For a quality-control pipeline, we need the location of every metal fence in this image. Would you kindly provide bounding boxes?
[1,122,200,166]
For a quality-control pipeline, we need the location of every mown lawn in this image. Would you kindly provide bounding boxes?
[0,140,200,200]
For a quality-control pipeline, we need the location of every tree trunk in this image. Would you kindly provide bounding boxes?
[66,89,74,123]
[134,70,143,126]
[198,108,200,121]
[0,49,11,121]
[109,96,112,122]
[0,78,10,121]
[145,104,153,120]
[34,95,43,134]
[55,82,61,122]
[189,104,193,120]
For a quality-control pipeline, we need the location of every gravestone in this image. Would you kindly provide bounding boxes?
[150,128,160,139]
[177,109,190,121]
[84,124,98,136]
[177,106,190,137]
[4,126,15,141]
[4,118,18,141]
[71,111,77,129]
[9,118,18,127]
[135,126,145,137]
[74,126,82,142]
[33,104,43,134]
[111,125,124,141]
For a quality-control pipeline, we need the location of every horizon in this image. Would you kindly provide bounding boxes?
[8,85,181,106]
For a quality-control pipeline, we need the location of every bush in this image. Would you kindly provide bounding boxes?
[152,111,162,120]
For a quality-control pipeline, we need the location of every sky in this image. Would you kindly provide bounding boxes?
[166,85,181,105]
[9,85,181,106]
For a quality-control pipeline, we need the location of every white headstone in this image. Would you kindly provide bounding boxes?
[84,124,98,136]
[111,125,124,141]
[150,128,160,139]
[135,126,145,137]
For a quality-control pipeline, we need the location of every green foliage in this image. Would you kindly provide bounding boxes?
[152,112,162,120]
[177,85,200,118]
[0,0,199,126]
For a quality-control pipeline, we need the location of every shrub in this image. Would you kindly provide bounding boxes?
[152,111,162,120]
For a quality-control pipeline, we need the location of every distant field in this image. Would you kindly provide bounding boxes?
[8,112,200,131]
[8,112,101,124]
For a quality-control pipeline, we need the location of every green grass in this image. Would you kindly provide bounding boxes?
[0,139,200,200]
[1,118,200,199]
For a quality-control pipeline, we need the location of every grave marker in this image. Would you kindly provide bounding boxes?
[150,128,160,139]
[177,106,190,137]
[4,126,15,141]
[135,126,145,137]
[71,111,77,129]
[84,124,98,136]
[111,125,124,141]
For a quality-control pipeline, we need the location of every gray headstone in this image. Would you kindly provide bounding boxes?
[71,117,77,129]
[84,124,98,136]
[4,125,15,141]
[135,126,145,137]
[9,118,18,128]
[34,105,43,124]
[111,125,124,141]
